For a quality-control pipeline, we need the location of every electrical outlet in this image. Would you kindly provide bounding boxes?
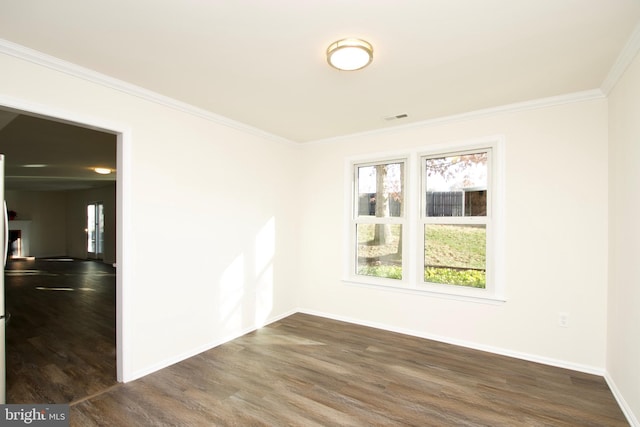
[558,312,569,328]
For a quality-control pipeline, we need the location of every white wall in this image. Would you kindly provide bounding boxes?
[5,190,67,257]
[5,184,117,263]
[298,99,610,372]
[608,51,640,424]
[0,51,300,380]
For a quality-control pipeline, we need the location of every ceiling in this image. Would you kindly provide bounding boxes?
[0,1,639,189]
[0,110,116,191]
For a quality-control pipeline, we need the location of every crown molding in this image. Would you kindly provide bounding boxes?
[0,38,295,146]
[601,21,640,95]
[309,89,606,145]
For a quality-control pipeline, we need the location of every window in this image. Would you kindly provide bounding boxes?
[353,160,406,281]
[346,139,504,302]
[422,150,489,289]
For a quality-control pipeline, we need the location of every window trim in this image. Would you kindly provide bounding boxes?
[343,137,506,303]
[419,146,493,298]
[349,157,409,287]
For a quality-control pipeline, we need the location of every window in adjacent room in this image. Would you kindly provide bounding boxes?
[87,201,104,260]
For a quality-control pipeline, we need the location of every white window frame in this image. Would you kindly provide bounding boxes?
[344,137,505,303]
[347,157,409,287]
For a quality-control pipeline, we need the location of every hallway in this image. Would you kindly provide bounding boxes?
[4,258,116,403]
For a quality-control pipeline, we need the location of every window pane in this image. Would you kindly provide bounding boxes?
[87,204,96,253]
[424,224,486,288]
[425,152,487,217]
[97,203,105,255]
[357,162,404,217]
[357,223,402,280]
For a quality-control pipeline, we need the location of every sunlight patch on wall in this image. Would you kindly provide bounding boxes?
[219,253,245,330]
[217,217,276,331]
[255,217,275,326]
[255,265,274,327]
[255,217,275,275]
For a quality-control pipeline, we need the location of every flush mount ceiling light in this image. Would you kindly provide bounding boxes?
[327,38,373,71]
[94,167,112,175]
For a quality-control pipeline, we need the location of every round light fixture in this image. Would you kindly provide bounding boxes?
[327,38,373,71]
[94,167,112,175]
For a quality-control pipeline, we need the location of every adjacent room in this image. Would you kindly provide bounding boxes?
[0,112,117,403]
[0,1,638,425]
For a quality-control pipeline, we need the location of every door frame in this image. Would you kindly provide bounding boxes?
[0,94,131,383]
[1,157,6,403]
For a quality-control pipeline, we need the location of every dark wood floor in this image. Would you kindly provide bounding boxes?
[5,258,117,403]
[5,261,628,425]
[72,314,627,426]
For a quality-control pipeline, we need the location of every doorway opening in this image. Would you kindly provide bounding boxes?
[0,99,127,402]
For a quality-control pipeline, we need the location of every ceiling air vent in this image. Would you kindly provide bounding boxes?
[383,113,408,121]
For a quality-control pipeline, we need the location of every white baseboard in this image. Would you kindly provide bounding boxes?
[605,372,639,427]
[298,309,640,424]
[127,308,298,382]
[297,308,605,376]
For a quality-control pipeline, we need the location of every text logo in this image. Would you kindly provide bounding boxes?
[1,405,69,426]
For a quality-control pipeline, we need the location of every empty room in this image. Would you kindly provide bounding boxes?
[0,1,639,426]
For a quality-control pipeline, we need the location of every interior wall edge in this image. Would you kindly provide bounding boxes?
[604,372,640,427]
[601,20,640,95]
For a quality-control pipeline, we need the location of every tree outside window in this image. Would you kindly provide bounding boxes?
[355,161,405,280]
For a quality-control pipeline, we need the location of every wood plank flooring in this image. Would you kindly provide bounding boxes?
[4,258,117,403]
[71,313,628,426]
[4,260,628,425]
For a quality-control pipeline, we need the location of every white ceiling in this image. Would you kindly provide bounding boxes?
[1,0,638,144]
[0,0,640,142]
